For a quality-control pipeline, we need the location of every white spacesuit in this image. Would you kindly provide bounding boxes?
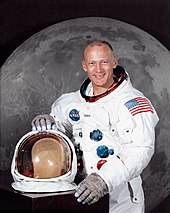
[49,67,159,212]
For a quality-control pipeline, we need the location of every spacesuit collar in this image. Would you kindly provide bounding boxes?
[80,65,127,102]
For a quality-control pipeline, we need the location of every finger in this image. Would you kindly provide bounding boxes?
[32,126,36,131]
[33,118,41,131]
[31,119,37,131]
[40,118,47,130]
[37,118,45,131]
[41,125,46,131]
[74,184,87,198]
[87,196,99,205]
[45,117,55,130]
[82,192,94,204]
[76,189,91,203]
[52,123,56,130]
[34,118,45,131]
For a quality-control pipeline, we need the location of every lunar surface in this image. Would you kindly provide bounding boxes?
[1,17,170,211]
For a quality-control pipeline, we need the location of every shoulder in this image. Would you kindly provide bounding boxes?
[52,90,81,108]
[119,91,158,125]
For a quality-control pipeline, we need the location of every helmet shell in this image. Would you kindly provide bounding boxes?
[11,130,77,192]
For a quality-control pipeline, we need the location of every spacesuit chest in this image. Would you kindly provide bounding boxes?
[67,101,121,173]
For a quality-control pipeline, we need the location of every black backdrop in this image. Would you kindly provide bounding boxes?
[0,0,170,68]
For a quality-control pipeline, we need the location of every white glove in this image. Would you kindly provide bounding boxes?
[31,114,56,131]
[74,173,108,205]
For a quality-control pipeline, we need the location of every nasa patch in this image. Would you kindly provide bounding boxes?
[69,109,80,121]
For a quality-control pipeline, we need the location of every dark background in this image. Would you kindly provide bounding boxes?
[0,0,170,212]
[0,0,170,68]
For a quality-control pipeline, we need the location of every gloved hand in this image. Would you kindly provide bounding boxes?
[31,114,56,131]
[74,173,108,205]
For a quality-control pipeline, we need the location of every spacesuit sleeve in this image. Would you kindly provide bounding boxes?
[96,97,159,192]
[50,94,73,138]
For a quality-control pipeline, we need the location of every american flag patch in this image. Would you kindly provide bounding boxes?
[124,97,153,116]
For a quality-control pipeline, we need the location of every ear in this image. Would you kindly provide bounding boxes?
[112,57,118,68]
[82,60,87,72]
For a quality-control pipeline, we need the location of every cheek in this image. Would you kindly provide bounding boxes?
[86,66,94,74]
[86,70,92,77]
[105,66,114,73]
[86,70,95,81]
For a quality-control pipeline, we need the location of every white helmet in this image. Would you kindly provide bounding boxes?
[11,130,77,193]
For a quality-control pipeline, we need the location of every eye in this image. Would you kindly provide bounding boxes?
[88,61,95,66]
[101,60,108,64]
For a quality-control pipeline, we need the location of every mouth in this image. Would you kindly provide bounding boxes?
[94,74,106,80]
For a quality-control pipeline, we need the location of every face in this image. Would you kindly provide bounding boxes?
[82,43,117,95]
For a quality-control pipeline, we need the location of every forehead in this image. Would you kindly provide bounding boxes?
[85,43,111,51]
[84,43,113,59]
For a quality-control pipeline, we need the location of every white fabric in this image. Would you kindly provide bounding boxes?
[11,180,76,193]
[50,73,159,212]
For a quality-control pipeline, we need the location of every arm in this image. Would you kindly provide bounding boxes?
[96,97,159,191]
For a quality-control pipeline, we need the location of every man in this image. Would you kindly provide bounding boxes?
[32,40,159,212]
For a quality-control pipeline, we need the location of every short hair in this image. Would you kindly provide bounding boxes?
[85,40,113,52]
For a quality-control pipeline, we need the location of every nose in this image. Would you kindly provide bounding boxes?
[96,63,102,72]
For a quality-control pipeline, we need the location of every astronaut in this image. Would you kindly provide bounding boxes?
[31,40,159,212]
[11,130,77,192]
